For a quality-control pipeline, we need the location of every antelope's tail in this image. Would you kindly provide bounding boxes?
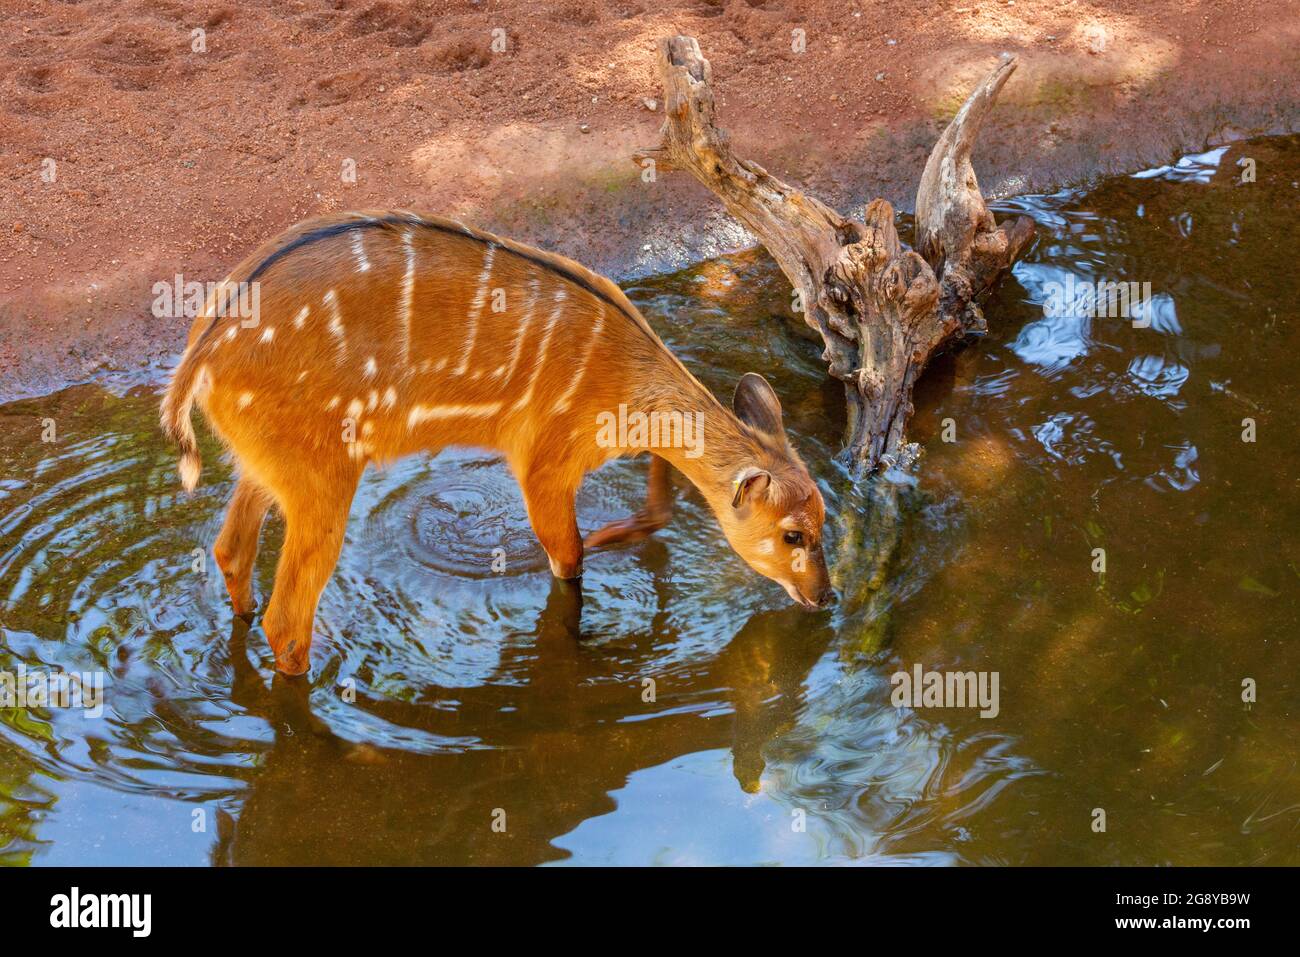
[160,343,207,492]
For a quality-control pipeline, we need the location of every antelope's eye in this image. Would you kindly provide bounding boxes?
[782,530,803,546]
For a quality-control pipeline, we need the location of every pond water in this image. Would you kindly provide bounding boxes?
[1,136,1296,866]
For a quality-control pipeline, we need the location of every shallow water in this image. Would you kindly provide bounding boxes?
[1,137,1297,866]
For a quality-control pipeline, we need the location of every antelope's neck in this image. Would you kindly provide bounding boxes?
[620,360,757,511]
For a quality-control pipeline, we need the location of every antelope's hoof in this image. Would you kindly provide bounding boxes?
[274,655,310,677]
[269,636,311,676]
[547,555,583,580]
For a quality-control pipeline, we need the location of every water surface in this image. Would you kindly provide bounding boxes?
[1,136,1296,865]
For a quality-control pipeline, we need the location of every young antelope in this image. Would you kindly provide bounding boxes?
[161,212,833,674]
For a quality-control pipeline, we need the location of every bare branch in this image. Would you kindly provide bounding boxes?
[645,36,858,379]
[915,54,1035,330]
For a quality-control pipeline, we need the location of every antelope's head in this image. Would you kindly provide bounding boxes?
[716,373,834,611]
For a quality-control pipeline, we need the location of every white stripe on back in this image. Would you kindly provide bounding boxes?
[552,306,605,413]
[495,276,541,382]
[510,288,566,413]
[453,243,496,376]
[323,289,346,363]
[399,232,416,367]
[352,231,371,272]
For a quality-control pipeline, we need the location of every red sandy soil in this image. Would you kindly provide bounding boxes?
[2,0,1298,399]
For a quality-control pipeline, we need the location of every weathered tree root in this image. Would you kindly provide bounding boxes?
[641,36,1034,475]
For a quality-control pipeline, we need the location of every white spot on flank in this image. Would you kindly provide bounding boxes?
[453,243,497,376]
[364,356,377,378]
[296,370,307,383]
[347,398,364,419]
[496,277,541,381]
[293,305,309,329]
[352,231,371,272]
[406,402,503,430]
[323,289,346,362]
[382,386,397,409]
[553,307,605,413]
[326,395,340,411]
[237,391,254,409]
[260,327,275,343]
[367,390,378,412]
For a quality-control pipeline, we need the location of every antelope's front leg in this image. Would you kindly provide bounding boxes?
[520,467,584,580]
[585,455,675,550]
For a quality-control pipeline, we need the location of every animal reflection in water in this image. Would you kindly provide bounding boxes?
[211,570,834,866]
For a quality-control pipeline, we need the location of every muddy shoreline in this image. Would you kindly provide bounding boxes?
[3,0,1298,403]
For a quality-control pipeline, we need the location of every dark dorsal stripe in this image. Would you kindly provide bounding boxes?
[248,214,641,326]
[191,214,651,360]
[245,218,392,283]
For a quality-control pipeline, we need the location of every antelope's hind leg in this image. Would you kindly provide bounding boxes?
[214,476,274,619]
[584,455,675,550]
[260,463,361,676]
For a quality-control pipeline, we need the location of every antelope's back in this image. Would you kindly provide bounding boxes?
[185,211,675,466]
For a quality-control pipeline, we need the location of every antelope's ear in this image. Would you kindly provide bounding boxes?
[732,373,785,437]
[731,466,772,509]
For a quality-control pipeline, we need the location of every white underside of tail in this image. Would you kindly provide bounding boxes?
[179,445,200,492]
[162,366,203,493]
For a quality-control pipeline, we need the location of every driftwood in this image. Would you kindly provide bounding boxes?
[640,36,1034,473]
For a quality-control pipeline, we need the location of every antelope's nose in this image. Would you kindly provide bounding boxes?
[816,586,837,608]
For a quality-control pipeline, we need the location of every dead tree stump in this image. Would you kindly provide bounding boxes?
[640,36,1034,474]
